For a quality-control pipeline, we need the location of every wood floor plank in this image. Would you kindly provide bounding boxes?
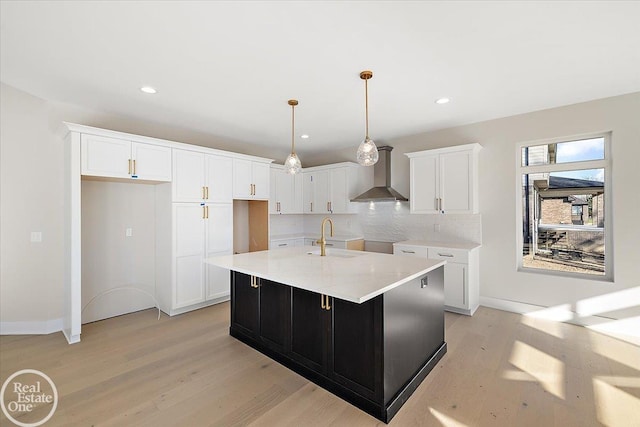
[1,304,638,427]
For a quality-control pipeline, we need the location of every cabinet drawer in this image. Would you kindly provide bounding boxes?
[271,239,296,249]
[393,245,429,258]
[427,248,468,263]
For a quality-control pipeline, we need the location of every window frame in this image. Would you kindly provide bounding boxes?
[515,132,613,281]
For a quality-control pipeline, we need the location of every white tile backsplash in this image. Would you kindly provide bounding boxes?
[356,202,481,243]
[272,202,481,244]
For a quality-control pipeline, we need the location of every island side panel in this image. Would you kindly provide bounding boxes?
[382,267,445,405]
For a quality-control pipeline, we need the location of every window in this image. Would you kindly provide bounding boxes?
[517,134,611,279]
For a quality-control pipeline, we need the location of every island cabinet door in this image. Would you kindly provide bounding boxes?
[329,296,384,402]
[231,272,259,337]
[290,288,329,374]
[258,279,291,353]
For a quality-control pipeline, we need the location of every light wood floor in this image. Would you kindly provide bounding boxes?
[1,304,638,427]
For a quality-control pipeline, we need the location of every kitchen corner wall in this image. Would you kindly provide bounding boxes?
[305,92,640,328]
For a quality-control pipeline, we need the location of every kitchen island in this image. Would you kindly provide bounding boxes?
[206,246,447,423]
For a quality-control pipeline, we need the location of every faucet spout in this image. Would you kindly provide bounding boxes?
[317,217,334,256]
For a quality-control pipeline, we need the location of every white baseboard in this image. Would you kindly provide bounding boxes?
[480,296,546,315]
[0,318,63,335]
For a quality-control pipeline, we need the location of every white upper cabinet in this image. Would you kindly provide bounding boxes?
[270,165,303,214]
[173,149,233,203]
[406,143,481,214]
[303,163,372,214]
[81,134,171,181]
[233,159,270,200]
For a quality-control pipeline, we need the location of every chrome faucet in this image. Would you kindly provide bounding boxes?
[317,217,334,256]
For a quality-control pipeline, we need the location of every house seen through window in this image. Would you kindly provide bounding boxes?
[519,136,609,277]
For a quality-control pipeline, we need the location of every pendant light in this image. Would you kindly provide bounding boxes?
[284,99,302,174]
[356,70,379,166]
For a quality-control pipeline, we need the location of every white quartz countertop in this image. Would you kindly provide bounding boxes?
[206,246,445,304]
[394,240,481,251]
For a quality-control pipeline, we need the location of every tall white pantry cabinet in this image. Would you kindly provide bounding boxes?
[63,123,273,343]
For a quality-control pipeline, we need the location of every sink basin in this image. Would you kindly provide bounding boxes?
[306,249,364,258]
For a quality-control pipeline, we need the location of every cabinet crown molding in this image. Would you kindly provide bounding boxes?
[405,143,482,158]
[63,122,274,164]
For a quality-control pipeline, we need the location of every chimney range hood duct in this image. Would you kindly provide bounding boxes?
[351,146,408,202]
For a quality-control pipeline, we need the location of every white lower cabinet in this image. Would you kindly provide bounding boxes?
[171,203,232,311]
[393,242,480,315]
[270,237,305,249]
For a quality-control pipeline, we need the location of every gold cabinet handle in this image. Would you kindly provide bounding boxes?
[326,295,331,311]
[128,159,132,175]
[205,186,209,200]
[310,202,313,212]
[205,206,209,219]
[250,276,259,288]
[321,294,326,309]
[202,186,206,199]
[202,206,206,219]
[133,159,136,175]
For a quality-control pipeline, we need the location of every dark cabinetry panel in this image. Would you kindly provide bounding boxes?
[231,272,258,336]
[331,297,383,401]
[290,288,327,372]
[259,279,291,352]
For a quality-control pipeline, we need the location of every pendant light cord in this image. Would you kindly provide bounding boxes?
[291,103,295,154]
[365,78,369,139]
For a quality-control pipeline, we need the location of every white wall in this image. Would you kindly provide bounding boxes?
[0,83,65,331]
[81,180,158,323]
[306,92,640,323]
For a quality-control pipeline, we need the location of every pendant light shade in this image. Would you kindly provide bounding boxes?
[356,70,379,166]
[284,99,302,174]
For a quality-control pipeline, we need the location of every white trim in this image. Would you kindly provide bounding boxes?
[0,318,64,335]
[405,142,481,158]
[480,296,618,328]
[515,131,612,281]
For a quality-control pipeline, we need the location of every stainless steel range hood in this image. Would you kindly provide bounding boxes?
[351,146,408,202]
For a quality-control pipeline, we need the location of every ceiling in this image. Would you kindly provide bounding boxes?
[2,1,639,157]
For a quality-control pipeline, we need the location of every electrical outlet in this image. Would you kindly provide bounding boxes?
[126,228,133,237]
[30,232,42,243]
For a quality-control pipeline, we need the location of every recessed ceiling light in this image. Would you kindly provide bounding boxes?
[435,97,450,104]
[140,86,157,94]
[301,134,309,139]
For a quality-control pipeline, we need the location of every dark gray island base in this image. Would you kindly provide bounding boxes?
[229,268,447,423]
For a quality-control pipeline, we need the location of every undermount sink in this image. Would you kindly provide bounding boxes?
[306,249,364,259]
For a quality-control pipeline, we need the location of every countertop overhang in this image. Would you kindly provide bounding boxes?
[206,246,445,304]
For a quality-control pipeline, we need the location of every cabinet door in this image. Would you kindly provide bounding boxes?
[233,159,253,199]
[81,134,131,179]
[274,171,295,213]
[292,172,304,214]
[290,288,328,373]
[206,155,233,202]
[269,168,279,214]
[205,204,233,300]
[173,150,205,202]
[331,296,382,401]
[252,162,270,200]
[303,173,314,213]
[410,155,439,213]
[259,280,291,353]
[329,168,348,213]
[174,204,206,308]
[312,171,330,213]
[444,262,466,309]
[440,151,472,213]
[131,142,172,181]
[232,272,259,337]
